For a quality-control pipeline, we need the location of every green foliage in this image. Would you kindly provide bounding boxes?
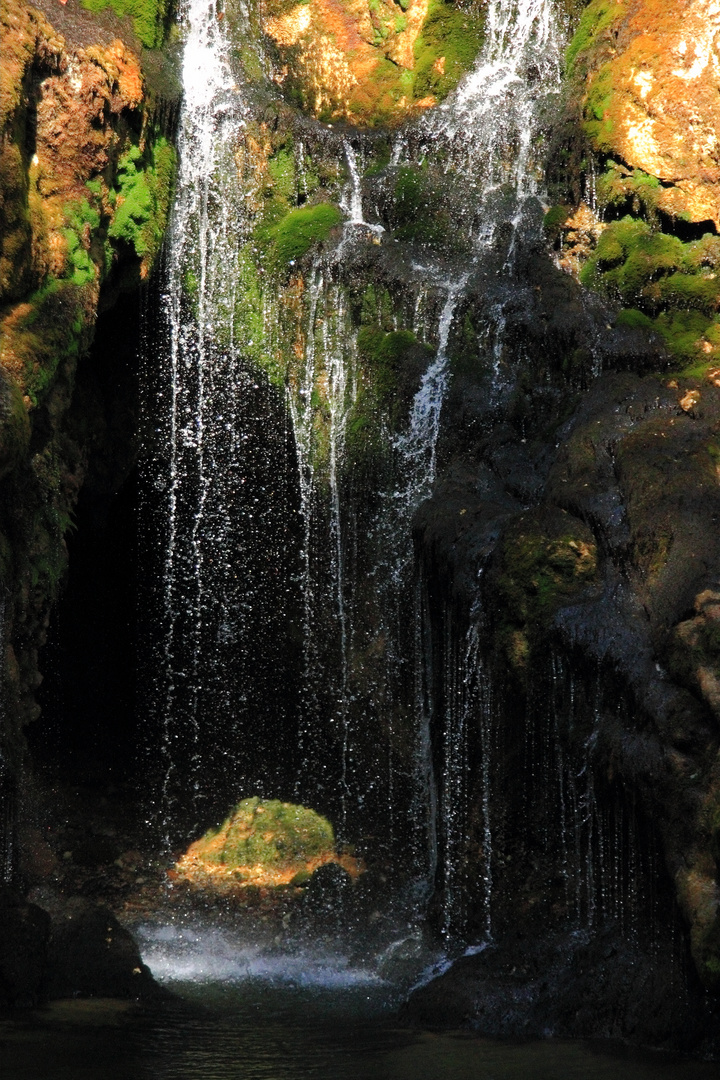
[413,0,485,101]
[580,216,720,361]
[365,142,391,177]
[231,247,286,384]
[583,65,615,150]
[543,205,569,234]
[19,280,89,407]
[200,797,335,868]
[108,137,176,264]
[394,166,424,224]
[596,165,661,217]
[391,165,447,246]
[267,147,296,201]
[655,310,716,363]
[260,203,342,271]
[565,0,628,74]
[80,0,168,48]
[615,307,655,331]
[357,326,427,398]
[59,199,101,286]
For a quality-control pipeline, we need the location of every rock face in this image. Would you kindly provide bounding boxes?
[402,0,720,1043]
[570,0,720,230]
[0,0,174,1006]
[1,0,720,1050]
[547,0,720,366]
[0,0,173,819]
[260,0,485,124]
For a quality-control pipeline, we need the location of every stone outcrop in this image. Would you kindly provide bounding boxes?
[0,0,174,977]
[259,0,485,124]
[0,0,173,712]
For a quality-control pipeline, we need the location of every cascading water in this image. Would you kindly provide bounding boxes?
[145,0,579,957]
[143,0,302,840]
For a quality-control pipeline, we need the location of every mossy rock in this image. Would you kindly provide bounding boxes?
[259,203,342,273]
[192,797,335,868]
[108,138,177,270]
[80,0,168,48]
[0,372,30,480]
[492,509,599,670]
[564,0,628,75]
[580,217,720,363]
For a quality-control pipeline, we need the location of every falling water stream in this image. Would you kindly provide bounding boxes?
[12,0,705,1076]
[142,0,563,965]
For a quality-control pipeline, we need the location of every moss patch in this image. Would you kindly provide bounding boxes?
[565,0,628,74]
[580,217,720,364]
[173,797,364,891]
[260,202,342,272]
[200,797,335,867]
[412,0,485,102]
[493,510,599,670]
[80,0,168,48]
[108,137,176,271]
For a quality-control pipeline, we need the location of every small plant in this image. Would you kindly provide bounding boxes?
[108,137,176,267]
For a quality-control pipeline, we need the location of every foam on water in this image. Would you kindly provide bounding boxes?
[138,922,384,989]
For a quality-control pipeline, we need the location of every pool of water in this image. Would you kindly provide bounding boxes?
[2,920,719,1080]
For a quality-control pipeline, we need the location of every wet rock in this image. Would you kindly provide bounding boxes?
[37,893,162,1001]
[0,887,51,1009]
[402,926,712,1050]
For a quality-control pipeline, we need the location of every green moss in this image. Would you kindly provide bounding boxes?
[357,325,429,401]
[597,165,662,219]
[391,165,448,246]
[583,65,616,151]
[260,202,342,271]
[580,216,720,360]
[80,0,168,48]
[18,280,90,407]
[108,137,176,265]
[543,205,569,233]
[198,797,335,868]
[495,513,599,669]
[565,0,628,74]
[365,142,391,177]
[267,147,296,201]
[412,0,485,101]
[656,310,715,363]
[615,308,655,331]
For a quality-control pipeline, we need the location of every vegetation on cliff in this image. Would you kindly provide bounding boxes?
[81,0,169,48]
[259,0,485,125]
[548,0,720,370]
[0,0,176,758]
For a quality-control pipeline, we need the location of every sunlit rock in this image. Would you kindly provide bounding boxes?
[175,797,362,889]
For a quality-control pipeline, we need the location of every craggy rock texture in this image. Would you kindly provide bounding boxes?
[404,0,720,1044]
[547,0,720,367]
[260,0,485,123]
[0,0,173,739]
[0,0,174,1006]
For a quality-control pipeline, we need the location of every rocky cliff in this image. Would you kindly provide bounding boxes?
[1,0,720,1051]
[0,0,175,950]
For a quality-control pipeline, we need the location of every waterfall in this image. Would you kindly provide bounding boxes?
[145,0,563,907]
[144,0,302,840]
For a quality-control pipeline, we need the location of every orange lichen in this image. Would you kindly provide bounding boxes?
[261,0,472,125]
[173,849,363,890]
[581,0,720,228]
